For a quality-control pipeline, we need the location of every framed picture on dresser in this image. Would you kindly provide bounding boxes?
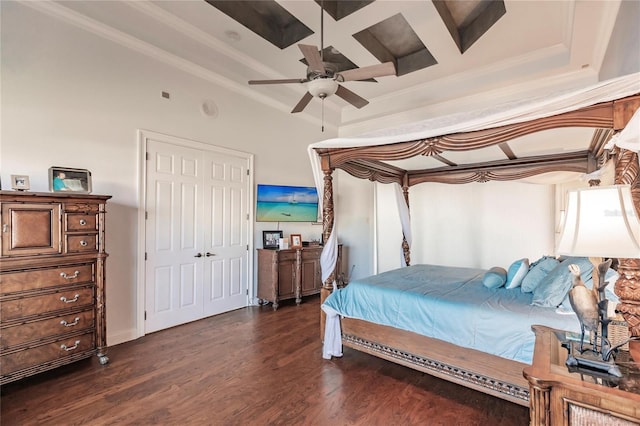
[290,234,302,249]
[49,167,92,193]
[262,230,283,249]
[10,175,30,191]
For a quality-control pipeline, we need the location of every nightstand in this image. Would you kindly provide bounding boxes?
[523,325,640,425]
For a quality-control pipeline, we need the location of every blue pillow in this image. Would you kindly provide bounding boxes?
[483,267,507,289]
[505,258,529,289]
[521,256,559,293]
[531,257,593,308]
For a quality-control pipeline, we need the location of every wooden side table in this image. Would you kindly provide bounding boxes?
[257,245,342,310]
[523,325,640,425]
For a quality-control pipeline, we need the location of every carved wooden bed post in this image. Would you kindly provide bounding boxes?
[401,177,411,266]
[613,146,640,337]
[320,165,335,339]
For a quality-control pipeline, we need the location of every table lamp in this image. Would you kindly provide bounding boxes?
[556,184,640,376]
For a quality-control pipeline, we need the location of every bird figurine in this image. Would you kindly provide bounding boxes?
[568,264,599,353]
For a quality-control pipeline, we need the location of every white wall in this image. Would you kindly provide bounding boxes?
[377,181,557,271]
[333,170,375,281]
[375,182,404,273]
[1,3,336,345]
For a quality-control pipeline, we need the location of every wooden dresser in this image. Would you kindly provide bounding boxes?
[0,191,110,385]
[524,325,640,425]
[257,245,342,310]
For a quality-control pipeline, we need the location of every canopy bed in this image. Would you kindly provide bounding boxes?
[307,73,640,407]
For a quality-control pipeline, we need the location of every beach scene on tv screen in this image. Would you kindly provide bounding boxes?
[257,184,318,222]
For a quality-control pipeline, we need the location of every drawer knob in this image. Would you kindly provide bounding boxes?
[79,219,87,225]
[61,340,81,352]
[80,240,88,247]
[60,270,80,280]
[61,317,80,327]
[60,294,80,303]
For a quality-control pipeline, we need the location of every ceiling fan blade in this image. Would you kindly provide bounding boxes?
[298,44,325,74]
[338,62,396,82]
[335,85,369,109]
[249,78,306,85]
[291,92,314,113]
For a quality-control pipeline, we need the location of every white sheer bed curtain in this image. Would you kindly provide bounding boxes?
[394,183,412,265]
[308,73,640,359]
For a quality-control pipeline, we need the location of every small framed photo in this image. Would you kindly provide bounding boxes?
[11,175,30,191]
[262,230,283,249]
[290,234,302,249]
[49,167,92,193]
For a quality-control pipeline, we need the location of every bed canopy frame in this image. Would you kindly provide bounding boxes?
[315,92,640,333]
[309,90,640,411]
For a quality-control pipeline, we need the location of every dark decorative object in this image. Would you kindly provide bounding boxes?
[262,230,282,249]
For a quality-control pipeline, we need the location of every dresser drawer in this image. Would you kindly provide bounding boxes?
[63,202,100,213]
[1,264,94,294]
[1,331,95,376]
[65,213,98,232]
[1,309,95,349]
[1,287,94,322]
[65,235,97,253]
[278,251,297,262]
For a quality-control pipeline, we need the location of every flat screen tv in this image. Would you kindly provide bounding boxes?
[256,184,319,222]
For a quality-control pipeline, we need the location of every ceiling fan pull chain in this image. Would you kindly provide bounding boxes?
[321,97,325,132]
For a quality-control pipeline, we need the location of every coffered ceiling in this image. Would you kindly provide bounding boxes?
[29,0,627,136]
[29,0,620,131]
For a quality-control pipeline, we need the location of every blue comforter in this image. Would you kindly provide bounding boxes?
[322,264,581,363]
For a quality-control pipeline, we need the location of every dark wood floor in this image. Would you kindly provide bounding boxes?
[1,296,528,425]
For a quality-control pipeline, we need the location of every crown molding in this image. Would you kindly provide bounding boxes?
[18,1,338,130]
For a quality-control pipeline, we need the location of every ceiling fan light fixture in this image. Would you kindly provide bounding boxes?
[308,78,338,98]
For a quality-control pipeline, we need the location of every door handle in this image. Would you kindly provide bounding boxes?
[205,252,214,257]
[194,253,203,258]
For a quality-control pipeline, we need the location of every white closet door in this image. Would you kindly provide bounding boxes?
[145,140,204,333]
[144,136,250,334]
[202,151,249,316]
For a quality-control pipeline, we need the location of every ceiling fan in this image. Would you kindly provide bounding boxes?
[248,3,396,114]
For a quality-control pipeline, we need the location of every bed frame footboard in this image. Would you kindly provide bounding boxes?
[340,317,530,407]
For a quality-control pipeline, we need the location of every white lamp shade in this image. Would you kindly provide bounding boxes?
[308,78,338,98]
[556,184,640,258]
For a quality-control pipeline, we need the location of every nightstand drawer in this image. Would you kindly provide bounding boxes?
[65,235,97,253]
[1,331,95,376]
[1,309,95,349]
[65,213,98,232]
[1,287,94,322]
[1,264,94,294]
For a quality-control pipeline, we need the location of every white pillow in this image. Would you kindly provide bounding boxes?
[505,258,529,290]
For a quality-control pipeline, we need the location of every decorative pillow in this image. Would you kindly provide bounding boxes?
[521,256,559,293]
[505,258,529,289]
[531,257,593,308]
[482,267,507,289]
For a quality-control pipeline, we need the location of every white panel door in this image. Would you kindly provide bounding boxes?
[146,140,204,333]
[145,137,250,333]
[202,151,249,316]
